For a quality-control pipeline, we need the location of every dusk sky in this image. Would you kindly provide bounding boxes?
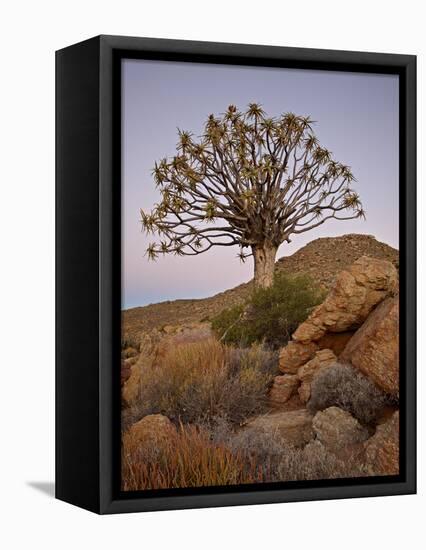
[122,59,399,309]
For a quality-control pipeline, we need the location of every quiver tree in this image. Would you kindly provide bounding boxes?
[141,104,365,288]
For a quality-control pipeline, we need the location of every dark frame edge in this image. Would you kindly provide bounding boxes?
[99,37,417,514]
[401,54,417,495]
[101,480,414,515]
[55,36,103,514]
[56,35,417,515]
[99,34,416,68]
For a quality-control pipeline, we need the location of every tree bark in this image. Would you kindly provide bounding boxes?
[252,245,277,288]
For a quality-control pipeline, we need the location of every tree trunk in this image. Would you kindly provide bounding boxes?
[252,245,277,289]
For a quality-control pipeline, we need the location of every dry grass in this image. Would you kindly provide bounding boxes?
[122,413,366,490]
[281,440,366,481]
[126,339,277,427]
[122,423,264,491]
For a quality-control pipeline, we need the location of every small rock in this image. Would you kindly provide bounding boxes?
[279,341,318,373]
[269,375,299,405]
[297,349,337,403]
[121,355,138,386]
[121,362,131,387]
[127,414,176,447]
[313,406,368,452]
[121,346,138,359]
[244,410,314,447]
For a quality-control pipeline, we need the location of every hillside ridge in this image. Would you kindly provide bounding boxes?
[122,234,398,346]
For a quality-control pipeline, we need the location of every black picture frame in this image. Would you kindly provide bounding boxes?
[56,35,416,514]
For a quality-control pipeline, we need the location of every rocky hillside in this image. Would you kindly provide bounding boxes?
[122,254,400,485]
[122,234,398,346]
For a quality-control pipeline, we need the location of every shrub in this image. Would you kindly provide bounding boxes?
[211,303,246,344]
[279,440,366,481]
[211,272,323,348]
[225,429,366,482]
[126,339,278,427]
[121,423,264,490]
[121,336,139,351]
[227,344,279,378]
[308,363,391,424]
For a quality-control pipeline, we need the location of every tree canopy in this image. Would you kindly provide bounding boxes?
[140,103,364,286]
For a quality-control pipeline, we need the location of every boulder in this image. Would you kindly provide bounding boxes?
[269,375,299,406]
[297,349,337,403]
[364,411,399,475]
[292,256,398,342]
[279,341,318,373]
[340,296,399,395]
[127,414,176,448]
[244,410,314,447]
[312,406,368,452]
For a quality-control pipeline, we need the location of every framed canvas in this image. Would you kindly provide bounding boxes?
[56,35,416,514]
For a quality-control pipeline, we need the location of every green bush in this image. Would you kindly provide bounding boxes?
[212,272,323,348]
[211,303,246,345]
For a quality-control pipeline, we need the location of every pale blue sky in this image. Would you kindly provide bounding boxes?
[122,59,399,309]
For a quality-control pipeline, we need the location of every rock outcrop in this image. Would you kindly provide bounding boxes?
[340,296,399,395]
[278,256,399,411]
[279,256,397,375]
[292,256,398,342]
